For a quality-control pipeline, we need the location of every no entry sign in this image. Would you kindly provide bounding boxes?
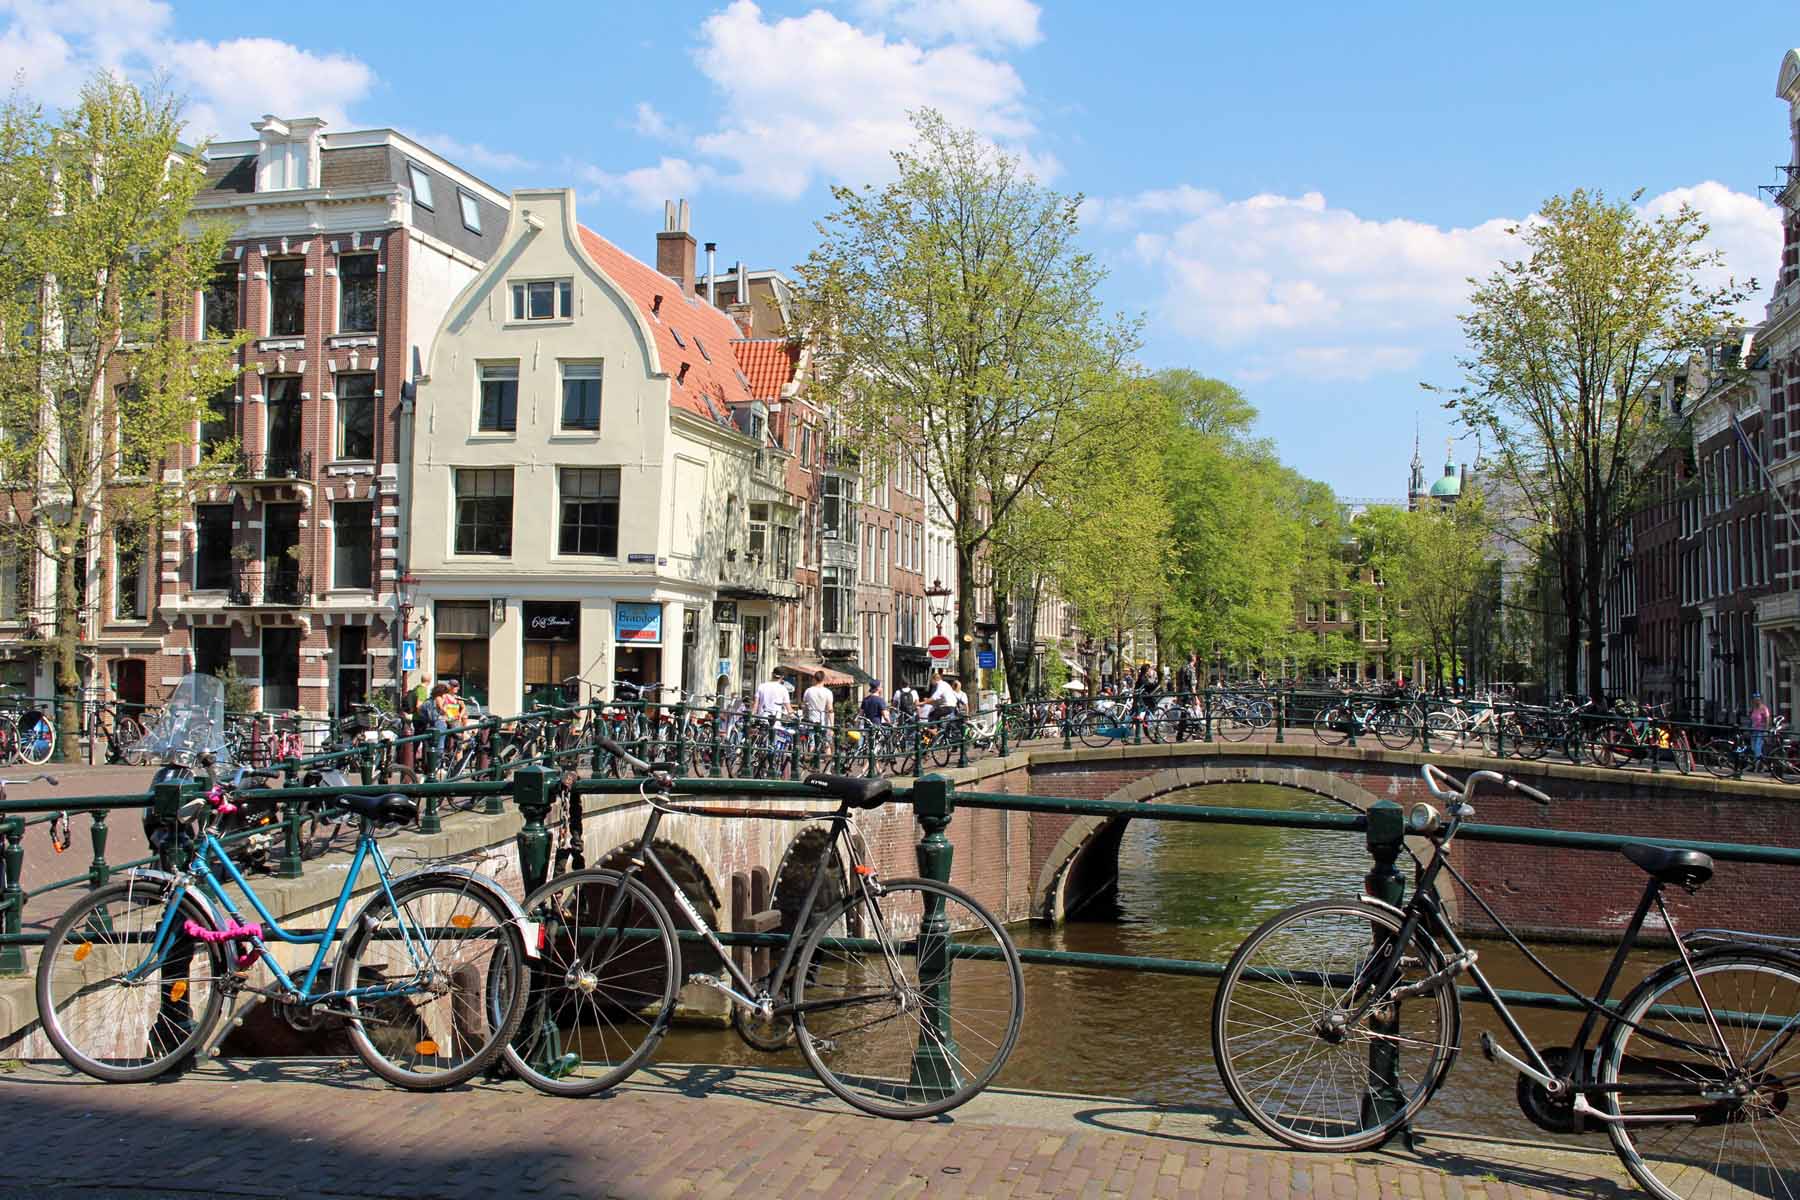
[927,635,952,662]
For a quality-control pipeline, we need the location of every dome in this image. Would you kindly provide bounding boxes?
[1428,468,1461,498]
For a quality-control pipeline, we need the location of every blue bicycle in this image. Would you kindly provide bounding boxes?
[35,769,530,1089]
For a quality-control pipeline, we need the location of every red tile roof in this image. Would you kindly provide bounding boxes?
[732,338,800,401]
[575,225,752,424]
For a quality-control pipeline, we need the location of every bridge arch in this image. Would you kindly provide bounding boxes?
[1033,764,1382,923]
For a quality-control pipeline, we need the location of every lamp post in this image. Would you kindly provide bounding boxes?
[924,578,951,635]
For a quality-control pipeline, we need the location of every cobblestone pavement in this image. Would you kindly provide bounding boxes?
[0,1057,1638,1199]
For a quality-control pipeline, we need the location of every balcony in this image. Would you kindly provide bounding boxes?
[232,448,314,504]
[718,549,801,602]
[229,564,313,608]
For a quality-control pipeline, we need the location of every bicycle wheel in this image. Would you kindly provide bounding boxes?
[792,877,1023,1119]
[115,714,149,765]
[1211,898,1461,1151]
[1769,735,1800,784]
[17,708,54,764]
[502,867,679,1097]
[1216,706,1255,742]
[0,714,15,763]
[1372,709,1416,751]
[1666,731,1693,775]
[1699,737,1740,780]
[1599,946,1800,1200]
[333,873,528,1090]
[36,878,229,1083]
[1076,711,1116,749]
[1513,716,1552,762]
[930,726,958,767]
[1312,705,1352,747]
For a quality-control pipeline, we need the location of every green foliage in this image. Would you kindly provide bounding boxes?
[796,110,1139,679]
[0,76,244,742]
[1441,188,1745,691]
[215,661,255,716]
[1041,639,1070,694]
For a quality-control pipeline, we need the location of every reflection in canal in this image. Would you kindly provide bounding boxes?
[661,784,1663,1140]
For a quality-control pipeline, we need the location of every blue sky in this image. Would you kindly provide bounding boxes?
[2,0,1794,497]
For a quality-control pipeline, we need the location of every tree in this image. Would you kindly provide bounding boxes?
[1443,189,1744,695]
[1387,493,1495,690]
[797,110,1139,681]
[0,78,241,756]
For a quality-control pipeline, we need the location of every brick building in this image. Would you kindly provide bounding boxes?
[0,117,509,715]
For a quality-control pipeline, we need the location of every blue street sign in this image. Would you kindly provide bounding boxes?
[400,640,418,671]
[977,650,997,669]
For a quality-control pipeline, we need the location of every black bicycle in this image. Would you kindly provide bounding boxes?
[1211,762,1798,1199]
[501,734,1024,1118]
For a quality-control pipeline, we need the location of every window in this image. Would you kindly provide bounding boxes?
[478,363,518,433]
[265,376,303,475]
[454,468,513,556]
[268,259,305,337]
[336,373,375,460]
[200,388,233,458]
[748,503,769,558]
[0,547,23,620]
[407,162,434,209]
[114,383,152,477]
[262,627,301,711]
[333,501,373,589]
[822,474,855,542]
[558,467,620,556]
[434,602,491,708]
[335,626,368,714]
[695,336,710,362]
[561,362,602,431]
[775,523,793,577]
[195,504,233,590]
[822,566,850,634]
[192,628,230,679]
[114,522,147,621]
[457,190,481,233]
[511,279,572,321]
[337,253,377,333]
[204,264,239,338]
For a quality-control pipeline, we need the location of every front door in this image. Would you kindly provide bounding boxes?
[111,658,146,708]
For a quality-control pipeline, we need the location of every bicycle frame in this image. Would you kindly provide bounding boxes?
[135,821,425,1006]
[1349,818,1798,1120]
[576,796,879,1018]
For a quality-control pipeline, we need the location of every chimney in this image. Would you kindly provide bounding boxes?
[656,199,696,293]
[704,242,717,305]
[727,260,753,336]
[1459,464,1468,491]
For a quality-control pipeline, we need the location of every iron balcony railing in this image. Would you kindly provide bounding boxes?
[236,448,312,481]
[230,564,312,607]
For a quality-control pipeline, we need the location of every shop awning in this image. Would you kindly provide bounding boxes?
[779,658,854,688]
[827,659,880,689]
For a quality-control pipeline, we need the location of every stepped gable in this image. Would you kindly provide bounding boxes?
[575,225,750,425]
[732,337,800,401]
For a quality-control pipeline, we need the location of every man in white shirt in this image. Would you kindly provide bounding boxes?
[802,672,835,729]
[754,673,791,718]
[928,671,958,715]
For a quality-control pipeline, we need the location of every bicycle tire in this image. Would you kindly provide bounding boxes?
[36,878,229,1083]
[17,708,54,765]
[1077,711,1117,750]
[1699,737,1740,780]
[1211,897,1461,1152]
[1769,735,1800,784]
[792,877,1023,1119]
[1216,707,1254,742]
[1312,705,1351,747]
[1513,717,1551,762]
[333,873,528,1090]
[1666,731,1693,775]
[0,714,15,764]
[501,867,680,1097]
[1598,945,1800,1200]
[1372,710,1415,751]
[116,714,150,766]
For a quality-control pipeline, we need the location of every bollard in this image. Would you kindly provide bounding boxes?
[908,774,958,1098]
[87,809,110,890]
[1361,799,1408,1129]
[0,817,23,975]
[512,764,556,896]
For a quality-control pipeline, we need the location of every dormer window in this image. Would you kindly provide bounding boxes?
[458,190,481,233]
[407,162,435,210]
[251,116,323,192]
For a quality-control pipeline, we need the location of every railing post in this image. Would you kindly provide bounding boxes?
[1274,691,1286,745]
[512,764,555,897]
[0,817,24,975]
[957,716,970,768]
[908,773,958,1097]
[1417,705,1432,755]
[87,809,110,890]
[1362,799,1408,1129]
[278,792,306,879]
[998,707,1010,758]
[1203,689,1213,742]
[153,781,184,873]
[1062,704,1074,751]
[358,742,376,787]
[673,702,688,778]
[711,699,725,778]
[914,721,926,778]
[864,723,878,778]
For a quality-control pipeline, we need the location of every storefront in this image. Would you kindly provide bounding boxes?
[433,600,492,708]
[523,600,581,708]
[613,601,662,691]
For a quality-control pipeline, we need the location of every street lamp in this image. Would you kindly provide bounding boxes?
[924,578,951,634]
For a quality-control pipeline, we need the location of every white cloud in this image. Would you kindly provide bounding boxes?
[1108,183,1782,381]
[1640,180,1785,308]
[580,157,716,212]
[852,0,1043,47]
[408,131,538,175]
[0,0,374,141]
[632,101,674,139]
[661,0,1041,200]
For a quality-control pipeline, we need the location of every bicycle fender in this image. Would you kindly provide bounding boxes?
[120,867,228,932]
[354,865,540,959]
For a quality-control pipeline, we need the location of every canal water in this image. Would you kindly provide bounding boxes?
[660,784,1664,1140]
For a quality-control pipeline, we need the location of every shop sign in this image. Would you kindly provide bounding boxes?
[714,600,739,626]
[615,602,663,644]
[523,601,580,641]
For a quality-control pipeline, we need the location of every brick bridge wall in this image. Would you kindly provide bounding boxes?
[946,743,1800,942]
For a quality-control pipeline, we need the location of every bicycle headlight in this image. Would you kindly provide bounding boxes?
[1405,802,1441,837]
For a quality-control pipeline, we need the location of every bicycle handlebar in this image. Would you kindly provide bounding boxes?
[0,774,58,787]
[590,731,674,791]
[1420,763,1549,808]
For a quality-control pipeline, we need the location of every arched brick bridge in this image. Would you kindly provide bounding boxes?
[557,740,1800,946]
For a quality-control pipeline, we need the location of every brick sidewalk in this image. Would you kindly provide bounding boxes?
[0,1058,1635,1199]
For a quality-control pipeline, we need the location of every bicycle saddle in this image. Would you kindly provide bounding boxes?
[334,793,419,825]
[804,774,893,809]
[1621,842,1713,890]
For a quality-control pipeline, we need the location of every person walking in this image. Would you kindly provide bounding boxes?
[753,672,791,719]
[802,671,835,730]
[892,681,917,720]
[1176,652,1199,698]
[1749,691,1772,761]
[860,681,889,725]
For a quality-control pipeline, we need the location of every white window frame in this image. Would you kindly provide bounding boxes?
[510,279,573,323]
[457,189,481,234]
[556,360,603,435]
[407,162,435,210]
